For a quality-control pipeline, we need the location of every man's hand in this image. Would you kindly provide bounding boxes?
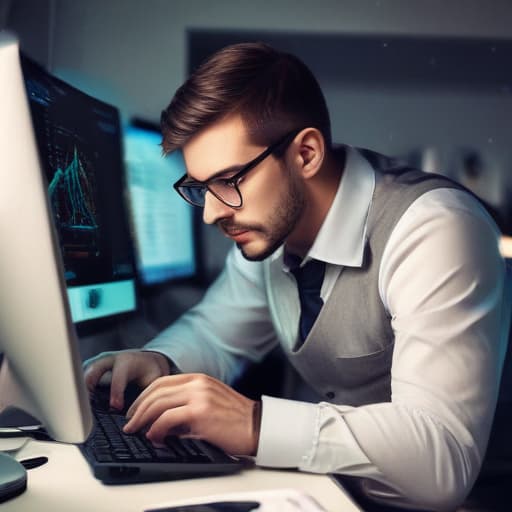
[83,350,171,410]
[123,373,260,456]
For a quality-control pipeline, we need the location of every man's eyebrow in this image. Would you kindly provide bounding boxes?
[187,164,245,183]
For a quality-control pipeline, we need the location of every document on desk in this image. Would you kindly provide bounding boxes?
[145,488,327,512]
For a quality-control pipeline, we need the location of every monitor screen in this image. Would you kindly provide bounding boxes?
[21,57,137,323]
[124,121,196,286]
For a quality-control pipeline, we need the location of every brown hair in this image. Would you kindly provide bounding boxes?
[160,42,332,154]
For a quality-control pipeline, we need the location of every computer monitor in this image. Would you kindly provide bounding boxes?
[124,120,196,286]
[21,55,137,324]
[0,32,92,443]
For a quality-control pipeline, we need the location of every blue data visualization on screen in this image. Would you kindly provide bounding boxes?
[22,56,137,323]
[124,125,196,285]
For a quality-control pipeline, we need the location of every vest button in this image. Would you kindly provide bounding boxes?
[325,391,335,400]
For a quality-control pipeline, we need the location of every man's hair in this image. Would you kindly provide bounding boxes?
[160,42,332,154]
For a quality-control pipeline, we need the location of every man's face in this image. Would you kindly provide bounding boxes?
[182,115,305,261]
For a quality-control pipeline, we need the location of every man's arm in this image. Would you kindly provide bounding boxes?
[255,189,508,511]
[143,247,278,381]
[84,247,277,409]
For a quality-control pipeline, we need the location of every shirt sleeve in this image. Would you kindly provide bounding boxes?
[256,189,508,511]
[144,246,278,384]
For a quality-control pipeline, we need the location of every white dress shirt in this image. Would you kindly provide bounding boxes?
[146,147,508,510]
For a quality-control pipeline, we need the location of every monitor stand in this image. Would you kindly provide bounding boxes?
[0,452,26,503]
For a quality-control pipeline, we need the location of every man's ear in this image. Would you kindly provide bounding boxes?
[293,128,325,179]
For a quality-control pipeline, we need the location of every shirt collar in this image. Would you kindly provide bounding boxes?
[274,145,375,269]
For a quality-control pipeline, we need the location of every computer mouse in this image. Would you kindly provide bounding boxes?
[0,452,27,503]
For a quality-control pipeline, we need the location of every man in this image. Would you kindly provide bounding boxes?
[85,43,508,510]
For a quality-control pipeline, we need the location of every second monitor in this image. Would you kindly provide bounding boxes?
[124,120,196,287]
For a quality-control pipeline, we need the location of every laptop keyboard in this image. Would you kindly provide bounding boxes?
[78,387,247,483]
[83,392,226,465]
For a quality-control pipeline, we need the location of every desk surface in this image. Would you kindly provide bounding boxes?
[3,439,361,512]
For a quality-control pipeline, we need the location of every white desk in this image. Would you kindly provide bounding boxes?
[3,439,361,511]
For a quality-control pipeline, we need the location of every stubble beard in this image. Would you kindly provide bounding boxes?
[237,176,305,262]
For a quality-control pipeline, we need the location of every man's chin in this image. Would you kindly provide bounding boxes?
[238,245,266,262]
[236,239,282,262]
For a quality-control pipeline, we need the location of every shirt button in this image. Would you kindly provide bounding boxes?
[325,391,335,400]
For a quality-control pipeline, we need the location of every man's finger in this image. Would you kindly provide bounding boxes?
[125,374,182,418]
[146,406,190,443]
[125,386,188,433]
[109,357,133,410]
[83,355,115,391]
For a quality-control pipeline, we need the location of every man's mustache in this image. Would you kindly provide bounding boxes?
[217,220,262,235]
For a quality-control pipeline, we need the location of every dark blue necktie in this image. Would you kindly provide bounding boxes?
[290,258,326,344]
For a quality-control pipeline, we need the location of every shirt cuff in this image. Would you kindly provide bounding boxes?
[255,395,318,468]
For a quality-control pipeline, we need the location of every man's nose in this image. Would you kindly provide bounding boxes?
[202,191,234,225]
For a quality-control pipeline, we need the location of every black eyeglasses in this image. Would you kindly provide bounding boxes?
[173,128,301,209]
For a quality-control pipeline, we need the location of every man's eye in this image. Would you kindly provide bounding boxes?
[214,178,236,188]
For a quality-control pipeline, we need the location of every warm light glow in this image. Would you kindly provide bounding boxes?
[500,236,512,258]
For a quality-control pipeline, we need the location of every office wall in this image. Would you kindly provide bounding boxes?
[0,1,11,28]
[2,0,54,66]
[44,1,512,120]
[5,0,512,315]
[8,0,512,203]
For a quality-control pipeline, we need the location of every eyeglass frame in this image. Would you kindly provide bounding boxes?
[172,128,302,209]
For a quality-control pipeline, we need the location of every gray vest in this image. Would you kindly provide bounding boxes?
[266,150,467,407]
